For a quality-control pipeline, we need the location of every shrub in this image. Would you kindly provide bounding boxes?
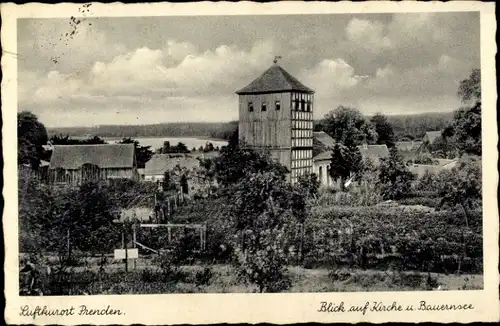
[194,267,214,286]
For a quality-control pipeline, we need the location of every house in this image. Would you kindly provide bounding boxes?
[49,144,138,185]
[144,153,215,195]
[144,154,201,182]
[312,131,336,187]
[408,158,459,178]
[416,130,443,154]
[236,59,315,184]
[137,168,145,181]
[423,131,443,144]
[396,140,422,152]
[396,140,423,161]
[357,144,390,166]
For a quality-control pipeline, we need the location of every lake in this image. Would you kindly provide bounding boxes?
[103,136,228,151]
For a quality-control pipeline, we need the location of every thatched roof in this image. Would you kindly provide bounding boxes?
[49,144,135,170]
[236,64,314,95]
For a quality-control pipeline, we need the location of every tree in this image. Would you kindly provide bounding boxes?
[50,134,107,145]
[378,147,415,200]
[18,111,48,168]
[297,173,320,198]
[328,143,363,191]
[213,145,288,186]
[117,137,154,169]
[428,134,458,159]
[203,142,215,152]
[370,113,396,147]
[230,171,305,292]
[64,182,119,255]
[412,152,439,165]
[320,106,369,147]
[458,69,481,105]
[161,141,171,154]
[449,104,481,156]
[436,156,482,225]
[435,156,481,273]
[442,69,482,156]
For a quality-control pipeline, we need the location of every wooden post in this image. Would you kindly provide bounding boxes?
[199,226,203,251]
[124,223,128,274]
[168,226,172,244]
[67,229,71,261]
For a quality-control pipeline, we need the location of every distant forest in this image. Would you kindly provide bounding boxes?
[379,111,455,140]
[47,112,454,141]
[48,121,239,140]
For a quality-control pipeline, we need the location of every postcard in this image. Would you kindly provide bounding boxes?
[2,1,498,324]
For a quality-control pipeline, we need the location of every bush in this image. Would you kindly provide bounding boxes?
[397,197,440,208]
[194,267,214,286]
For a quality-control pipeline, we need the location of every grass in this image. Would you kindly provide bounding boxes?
[27,256,483,295]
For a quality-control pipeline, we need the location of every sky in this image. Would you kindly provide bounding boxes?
[17,12,480,127]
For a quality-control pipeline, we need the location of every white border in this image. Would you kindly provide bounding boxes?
[2,2,498,324]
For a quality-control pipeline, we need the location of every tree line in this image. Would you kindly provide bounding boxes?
[47,121,238,140]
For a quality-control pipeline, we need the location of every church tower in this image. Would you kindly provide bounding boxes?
[236,59,315,183]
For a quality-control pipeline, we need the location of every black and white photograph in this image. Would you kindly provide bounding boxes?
[2,1,498,324]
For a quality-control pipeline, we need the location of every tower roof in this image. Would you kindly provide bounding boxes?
[236,64,314,95]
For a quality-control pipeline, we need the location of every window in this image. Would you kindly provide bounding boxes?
[275,100,281,110]
[294,99,300,111]
[301,99,306,111]
[248,101,254,112]
[261,102,267,111]
[307,101,312,112]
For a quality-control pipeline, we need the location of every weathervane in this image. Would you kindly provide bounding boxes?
[273,56,282,64]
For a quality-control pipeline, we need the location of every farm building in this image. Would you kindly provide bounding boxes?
[396,140,423,161]
[49,144,138,185]
[416,130,443,153]
[144,153,216,195]
[357,144,390,166]
[409,158,459,178]
[144,154,200,182]
[236,59,315,184]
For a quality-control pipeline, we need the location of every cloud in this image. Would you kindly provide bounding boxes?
[298,59,368,95]
[19,39,276,126]
[17,14,479,126]
[344,18,392,54]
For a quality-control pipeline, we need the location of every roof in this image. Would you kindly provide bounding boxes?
[424,131,442,144]
[313,131,336,148]
[357,144,390,161]
[313,151,333,161]
[409,159,459,178]
[49,144,135,170]
[395,141,422,152]
[236,64,314,95]
[189,151,220,160]
[145,154,200,176]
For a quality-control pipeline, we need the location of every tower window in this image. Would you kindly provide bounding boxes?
[275,101,281,110]
[301,99,306,111]
[248,101,254,112]
[294,99,300,111]
[307,101,312,112]
[261,102,267,111]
